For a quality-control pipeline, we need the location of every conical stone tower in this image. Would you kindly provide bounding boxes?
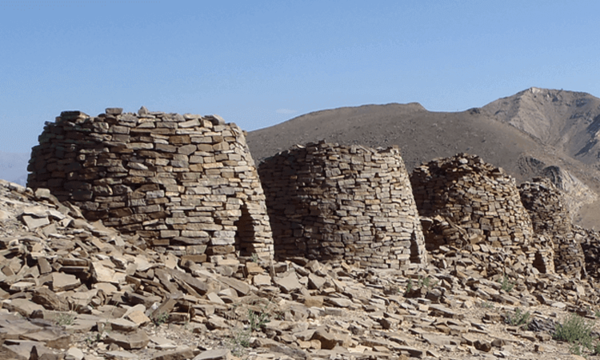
[28,108,274,262]
[259,141,426,269]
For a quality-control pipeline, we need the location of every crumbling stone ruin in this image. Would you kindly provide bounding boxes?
[15,108,600,359]
[27,108,274,262]
[258,141,427,269]
[518,178,585,277]
[517,156,598,219]
[5,177,600,360]
[23,108,595,280]
[578,225,600,278]
[410,154,542,276]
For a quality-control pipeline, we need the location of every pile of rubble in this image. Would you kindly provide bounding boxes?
[410,154,535,249]
[518,178,585,277]
[410,154,545,278]
[2,179,600,360]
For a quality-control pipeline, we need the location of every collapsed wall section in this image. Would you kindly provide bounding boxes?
[410,154,540,275]
[519,178,584,277]
[258,141,426,269]
[27,108,273,262]
[577,225,600,279]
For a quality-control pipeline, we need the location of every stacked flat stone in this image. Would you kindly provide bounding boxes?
[577,225,600,279]
[27,108,274,262]
[258,141,426,269]
[519,178,584,277]
[410,154,537,275]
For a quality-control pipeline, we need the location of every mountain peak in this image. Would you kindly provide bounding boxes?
[512,86,593,100]
[524,86,547,95]
[482,87,600,145]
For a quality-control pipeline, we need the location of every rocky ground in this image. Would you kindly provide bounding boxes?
[1,178,600,360]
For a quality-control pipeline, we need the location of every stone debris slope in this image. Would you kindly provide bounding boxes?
[2,179,600,359]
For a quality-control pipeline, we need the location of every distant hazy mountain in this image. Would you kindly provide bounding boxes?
[483,87,600,166]
[0,151,29,185]
[247,87,600,229]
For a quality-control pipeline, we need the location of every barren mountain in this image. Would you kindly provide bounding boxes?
[247,87,600,229]
[484,87,600,165]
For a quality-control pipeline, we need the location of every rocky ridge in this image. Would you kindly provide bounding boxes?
[1,179,600,359]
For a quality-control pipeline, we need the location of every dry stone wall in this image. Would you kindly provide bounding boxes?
[519,178,585,277]
[578,225,600,279]
[410,154,542,276]
[27,108,273,262]
[258,141,427,269]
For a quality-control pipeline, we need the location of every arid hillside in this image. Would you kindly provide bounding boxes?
[247,87,600,229]
[484,87,600,166]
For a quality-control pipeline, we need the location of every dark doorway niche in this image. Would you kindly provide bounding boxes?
[235,205,255,257]
[410,231,421,263]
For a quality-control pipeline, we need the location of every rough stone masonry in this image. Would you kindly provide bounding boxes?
[258,141,427,269]
[519,178,585,277]
[410,154,542,276]
[27,108,274,262]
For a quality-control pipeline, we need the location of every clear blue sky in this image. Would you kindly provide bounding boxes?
[1,0,599,153]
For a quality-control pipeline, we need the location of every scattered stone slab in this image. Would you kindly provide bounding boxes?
[193,348,232,360]
[275,273,302,293]
[51,272,81,292]
[4,298,45,317]
[105,330,149,350]
[149,346,194,360]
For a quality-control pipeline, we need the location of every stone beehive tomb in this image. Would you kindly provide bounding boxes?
[519,178,584,277]
[410,154,541,275]
[27,108,274,262]
[258,141,427,269]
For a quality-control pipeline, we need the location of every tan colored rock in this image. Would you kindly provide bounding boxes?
[206,315,229,330]
[252,274,271,286]
[126,310,150,326]
[151,297,178,323]
[192,349,232,360]
[107,318,138,332]
[311,328,338,350]
[32,287,69,311]
[149,346,194,360]
[5,299,45,317]
[22,329,72,349]
[105,329,149,350]
[22,215,50,230]
[275,273,302,293]
[429,304,464,319]
[51,273,81,292]
[217,276,251,296]
[65,347,84,360]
